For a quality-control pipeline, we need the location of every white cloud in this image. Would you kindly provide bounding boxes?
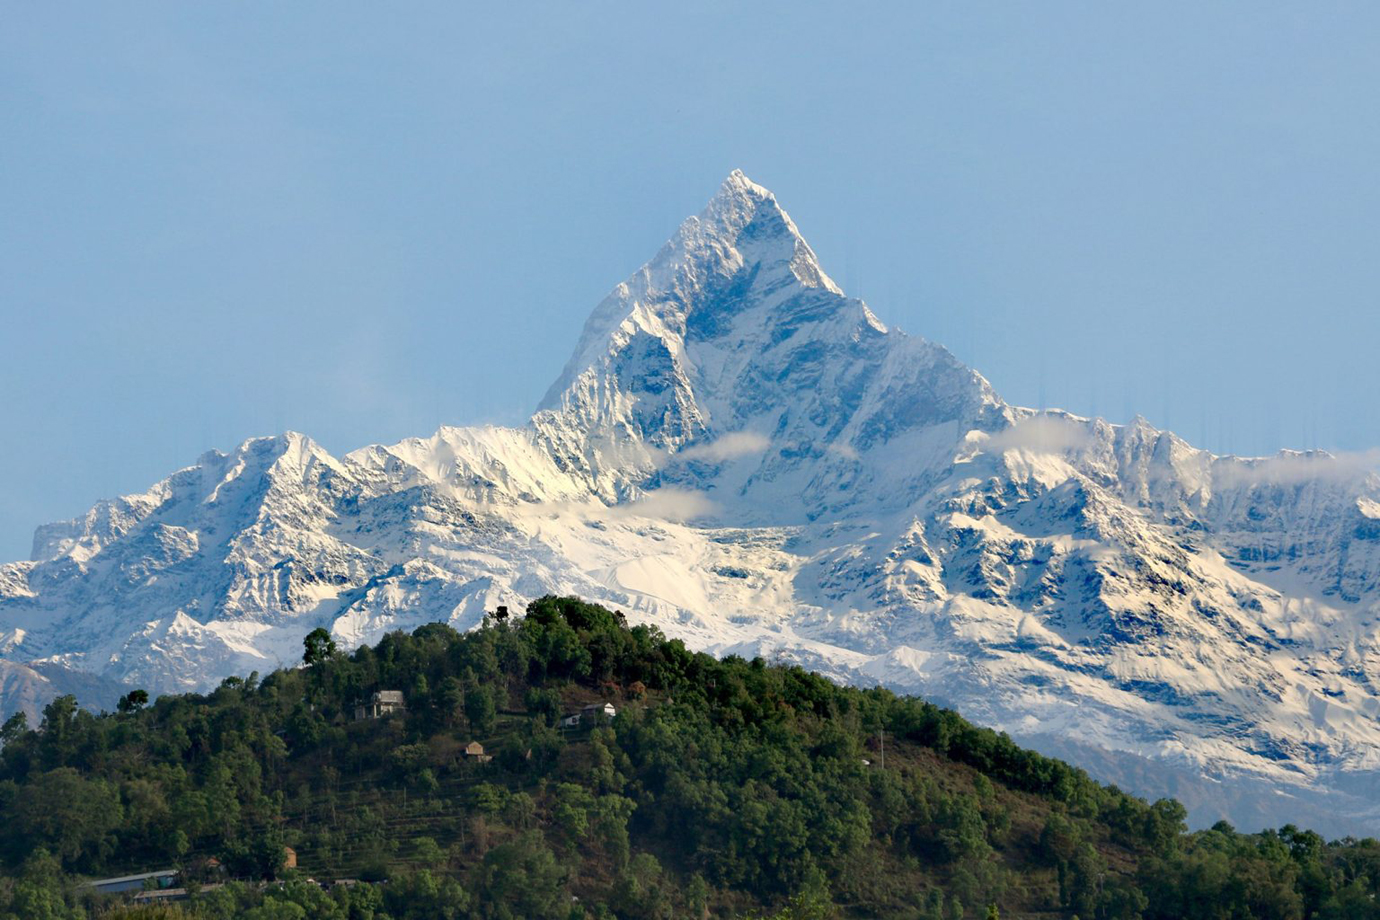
[827,441,860,461]
[978,415,1097,456]
[610,488,719,522]
[1213,449,1380,489]
[671,432,771,464]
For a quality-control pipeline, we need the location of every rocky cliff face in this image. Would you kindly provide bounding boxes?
[4,172,1380,834]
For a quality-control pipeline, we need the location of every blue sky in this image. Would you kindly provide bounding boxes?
[2,3,1378,560]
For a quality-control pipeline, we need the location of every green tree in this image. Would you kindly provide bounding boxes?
[302,628,337,667]
[388,743,432,787]
[523,687,562,727]
[384,870,470,919]
[7,849,75,920]
[436,677,465,727]
[0,711,28,745]
[37,695,79,767]
[464,685,497,736]
[117,689,150,713]
[9,768,122,867]
[241,901,307,920]
[472,832,566,920]
[552,782,594,845]
[411,836,445,866]
[1039,813,1080,865]
[221,824,287,880]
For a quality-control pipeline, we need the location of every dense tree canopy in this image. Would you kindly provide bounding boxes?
[0,595,1377,919]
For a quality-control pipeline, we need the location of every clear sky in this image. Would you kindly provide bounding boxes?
[2,3,1378,561]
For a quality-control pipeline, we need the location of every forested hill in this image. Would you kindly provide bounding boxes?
[1,598,1378,920]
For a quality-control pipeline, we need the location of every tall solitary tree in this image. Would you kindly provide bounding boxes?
[117,689,149,713]
[303,627,337,667]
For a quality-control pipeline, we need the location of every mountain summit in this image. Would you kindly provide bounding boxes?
[534,171,1005,514]
[4,173,1380,834]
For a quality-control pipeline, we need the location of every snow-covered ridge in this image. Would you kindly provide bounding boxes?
[4,172,1380,835]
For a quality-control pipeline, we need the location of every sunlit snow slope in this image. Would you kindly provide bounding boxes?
[5,171,1380,834]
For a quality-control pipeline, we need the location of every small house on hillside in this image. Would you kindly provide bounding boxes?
[355,690,405,721]
[463,741,493,763]
[560,702,616,730]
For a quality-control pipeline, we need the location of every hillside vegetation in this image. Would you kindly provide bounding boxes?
[0,597,1378,919]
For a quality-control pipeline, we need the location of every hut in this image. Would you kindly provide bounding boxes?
[354,690,405,721]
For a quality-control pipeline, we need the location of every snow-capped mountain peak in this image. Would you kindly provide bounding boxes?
[533,171,1003,512]
[543,170,845,393]
[4,173,1380,836]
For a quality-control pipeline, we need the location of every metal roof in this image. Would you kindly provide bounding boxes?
[84,869,177,888]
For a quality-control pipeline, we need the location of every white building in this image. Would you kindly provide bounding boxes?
[560,702,616,729]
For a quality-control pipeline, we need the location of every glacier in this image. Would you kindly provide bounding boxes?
[4,170,1380,834]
